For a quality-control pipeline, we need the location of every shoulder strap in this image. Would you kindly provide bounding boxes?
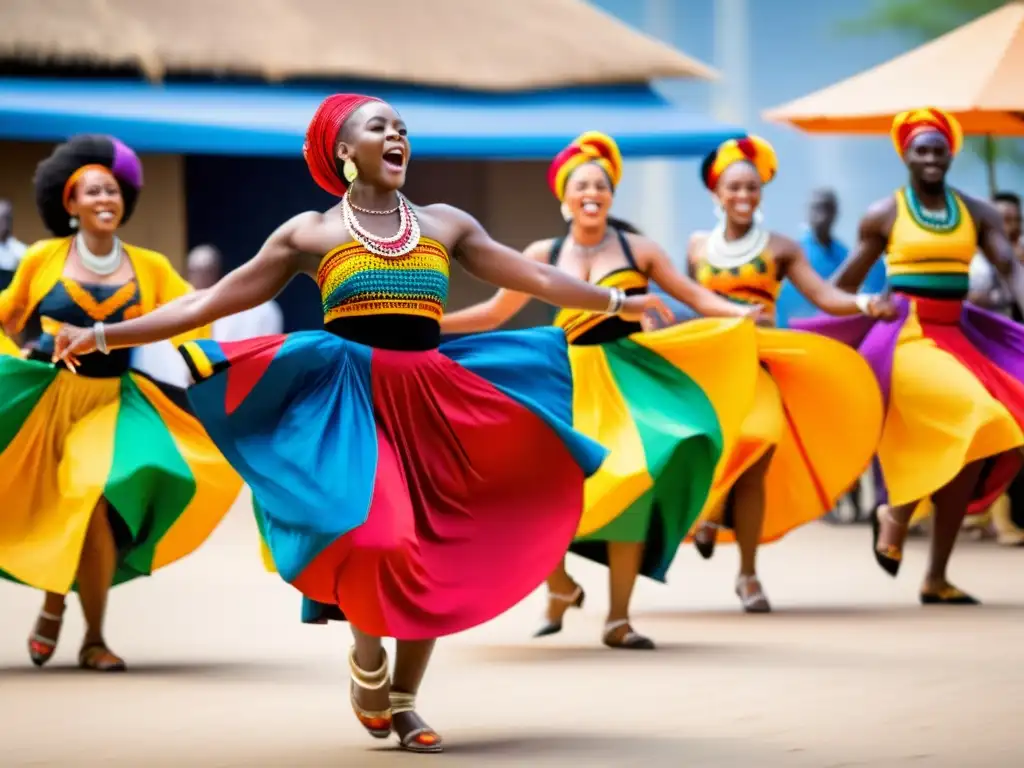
[548,237,565,265]
[614,228,639,271]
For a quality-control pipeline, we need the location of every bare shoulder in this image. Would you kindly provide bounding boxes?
[687,230,710,260]
[414,203,479,250]
[958,189,998,225]
[524,237,558,262]
[863,195,898,230]
[769,231,801,258]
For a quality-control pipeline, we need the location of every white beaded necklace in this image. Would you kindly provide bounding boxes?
[75,232,123,276]
[705,220,770,270]
[341,190,421,258]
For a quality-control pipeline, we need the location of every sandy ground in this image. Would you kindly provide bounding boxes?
[1,497,1023,767]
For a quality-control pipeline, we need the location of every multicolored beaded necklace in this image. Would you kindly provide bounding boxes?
[904,185,961,234]
[342,189,421,258]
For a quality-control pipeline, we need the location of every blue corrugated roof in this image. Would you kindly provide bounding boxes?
[0,78,741,159]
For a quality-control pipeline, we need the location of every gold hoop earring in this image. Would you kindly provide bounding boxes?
[343,159,358,184]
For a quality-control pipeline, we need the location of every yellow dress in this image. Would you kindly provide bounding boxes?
[547,230,759,581]
[0,237,242,593]
[690,243,884,543]
[882,190,1024,518]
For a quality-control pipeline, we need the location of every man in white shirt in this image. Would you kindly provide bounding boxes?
[133,244,284,386]
[968,191,1022,320]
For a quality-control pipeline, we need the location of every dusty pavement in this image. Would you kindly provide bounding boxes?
[1,497,1022,767]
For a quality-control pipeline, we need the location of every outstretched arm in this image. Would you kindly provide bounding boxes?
[785,236,890,317]
[440,241,547,334]
[56,212,314,363]
[832,200,891,292]
[445,207,672,323]
[645,236,753,318]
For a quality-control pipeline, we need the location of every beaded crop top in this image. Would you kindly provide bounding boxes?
[886,187,976,298]
[316,237,450,350]
[550,229,647,345]
[693,246,781,310]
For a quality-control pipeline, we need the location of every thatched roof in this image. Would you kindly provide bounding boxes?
[0,0,716,90]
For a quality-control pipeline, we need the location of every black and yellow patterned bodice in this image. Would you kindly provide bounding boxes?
[32,277,142,377]
[693,247,781,310]
[550,229,647,345]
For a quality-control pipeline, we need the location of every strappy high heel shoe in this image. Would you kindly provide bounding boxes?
[28,608,65,667]
[871,504,904,577]
[735,575,771,613]
[533,584,585,638]
[602,619,655,650]
[694,521,721,560]
[390,691,443,753]
[348,646,392,739]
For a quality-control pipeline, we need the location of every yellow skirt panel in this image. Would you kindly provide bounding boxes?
[881,307,1024,512]
[0,372,120,592]
[697,328,884,543]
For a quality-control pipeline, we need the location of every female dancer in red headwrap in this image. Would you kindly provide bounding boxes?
[794,108,1024,605]
[53,94,669,753]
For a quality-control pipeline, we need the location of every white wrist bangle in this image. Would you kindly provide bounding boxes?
[605,287,626,314]
[93,321,109,355]
[855,294,873,315]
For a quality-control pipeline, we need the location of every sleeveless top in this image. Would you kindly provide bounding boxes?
[693,244,782,312]
[549,229,647,346]
[316,237,450,351]
[886,188,977,299]
[31,277,142,377]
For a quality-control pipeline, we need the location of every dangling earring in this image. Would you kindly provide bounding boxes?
[713,199,725,222]
[753,207,765,226]
[343,159,358,184]
[69,216,79,230]
[560,202,572,222]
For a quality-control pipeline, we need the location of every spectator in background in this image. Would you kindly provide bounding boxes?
[133,243,284,386]
[0,198,28,291]
[968,191,1022,321]
[965,191,1024,545]
[777,188,886,328]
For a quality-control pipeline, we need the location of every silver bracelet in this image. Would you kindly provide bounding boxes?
[93,321,110,355]
[605,287,626,314]
[854,294,873,315]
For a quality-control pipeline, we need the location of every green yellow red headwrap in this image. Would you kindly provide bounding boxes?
[548,131,623,201]
[701,135,777,190]
[891,107,963,156]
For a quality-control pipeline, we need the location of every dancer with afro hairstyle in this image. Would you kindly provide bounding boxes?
[0,135,242,671]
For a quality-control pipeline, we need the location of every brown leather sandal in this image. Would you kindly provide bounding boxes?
[78,643,127,672]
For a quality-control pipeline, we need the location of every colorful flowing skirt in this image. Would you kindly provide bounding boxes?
[793,295,1024,515]
[567,317,759,580]
[0,356,242,594]
[688,327,884,544]
[178,327,607,640]
[0,333,19,357]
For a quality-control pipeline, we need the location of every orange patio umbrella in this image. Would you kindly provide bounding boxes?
[762,2,1024,136]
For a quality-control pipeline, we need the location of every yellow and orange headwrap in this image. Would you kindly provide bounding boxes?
[701,135,777,191]
[891,107,963,157]
[547,131,623,201]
